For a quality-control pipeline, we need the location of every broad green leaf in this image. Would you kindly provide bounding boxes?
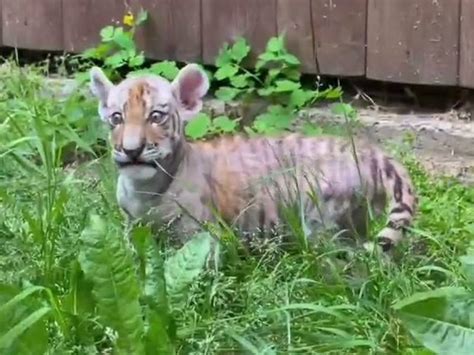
[230,74,252,88]
[273,80,301,93]
[113,31,135,51]
[143,245,175,354]
[215,43,232,67]
[60,260,96,347]
[0,285,48,355]
[184,113,211,140]
[257,87,275,97]
[150,61,180,80]
[79,214,145,355]
[394,287,474,354]
[255,52,277,70]
[0,286,45,315]
[145,310,175,355]
[325,86,343,99]
[266,68,281,81]
[282,67,301,81]
[230,37,251,63]
[253,105,293,134]
[460,250,474,290]
[301,122,323,136]
[214,64,239,81]
[212,115,238,133]
[289,89,315,108]
[215,87,241,102]
[100,26,115,41]
[165,232,213,300]
[258,52,277,62]
[281,53,300,66]
[266,36,284,53]
[130,226,175,354]
[105,52,126,69]
[129,54,145,68]
[61,260,95,317]
[81,47,99,59]
[0,307,50,351]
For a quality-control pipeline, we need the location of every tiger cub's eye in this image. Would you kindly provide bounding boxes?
[109,112,123,126]
[149,110,167,124]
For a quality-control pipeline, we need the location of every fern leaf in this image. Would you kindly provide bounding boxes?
[79,214,145,355]
[165,232,213,300]
[130,226,175,354]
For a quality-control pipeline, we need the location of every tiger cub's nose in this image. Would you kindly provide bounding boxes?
[123,145,144,161]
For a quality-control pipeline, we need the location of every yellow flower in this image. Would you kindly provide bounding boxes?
[123,11,135,27]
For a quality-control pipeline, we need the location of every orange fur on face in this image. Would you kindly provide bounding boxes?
[110,82,174,152]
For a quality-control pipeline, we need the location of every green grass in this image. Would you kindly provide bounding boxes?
[0,61,473,354]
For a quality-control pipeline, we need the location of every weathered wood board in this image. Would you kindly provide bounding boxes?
[134,0,201,62]
[460,0,474,88]
[3,0,63,51]
[62,0,125,53]
[202,0,277,65]
[276,0,316,73]
[311,0,367,76]
[367,0,459,85]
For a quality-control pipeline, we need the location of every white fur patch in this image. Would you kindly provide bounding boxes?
[119,165,158,180]
[376,227,403,244]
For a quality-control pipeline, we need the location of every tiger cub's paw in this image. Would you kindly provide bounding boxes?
[362,238,393,264]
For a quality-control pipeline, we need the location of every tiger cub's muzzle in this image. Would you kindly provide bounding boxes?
[114,143,157,169]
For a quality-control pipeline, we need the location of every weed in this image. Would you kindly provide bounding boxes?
[81,9,149,79]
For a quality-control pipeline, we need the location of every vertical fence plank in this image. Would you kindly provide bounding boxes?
[202,0,277,65]
[311,0,367,76]
[62,0,125,53]
[460,0,474,88]
[367,0,459,85]
[2,0,63,51]
[276,0,316,73]
[133,0,201,62]
[0,0,3,46]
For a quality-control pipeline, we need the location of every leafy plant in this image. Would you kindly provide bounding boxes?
[79,214,146,354]
[393,243,474,354]
[0,285,50,354]
[214,37,255,102]
[82,9,148,77]
[185,113,239,140]
[212,35,344,137]
[129,60,180,81]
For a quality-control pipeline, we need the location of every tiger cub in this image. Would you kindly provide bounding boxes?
[89,64,417,253]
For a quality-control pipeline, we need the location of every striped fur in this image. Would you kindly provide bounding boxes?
[90,64,417,253]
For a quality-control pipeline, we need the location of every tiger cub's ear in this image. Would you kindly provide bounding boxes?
[171,64,210,121]
[89,67,114,104]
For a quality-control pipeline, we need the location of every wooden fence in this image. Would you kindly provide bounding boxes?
[1,0,473,88]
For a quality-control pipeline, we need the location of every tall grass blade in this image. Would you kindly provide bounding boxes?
[0,285,49,354]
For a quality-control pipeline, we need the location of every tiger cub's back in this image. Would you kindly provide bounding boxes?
[192,133,416,251]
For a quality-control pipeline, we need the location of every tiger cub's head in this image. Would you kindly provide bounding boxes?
[89,64,209,178]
